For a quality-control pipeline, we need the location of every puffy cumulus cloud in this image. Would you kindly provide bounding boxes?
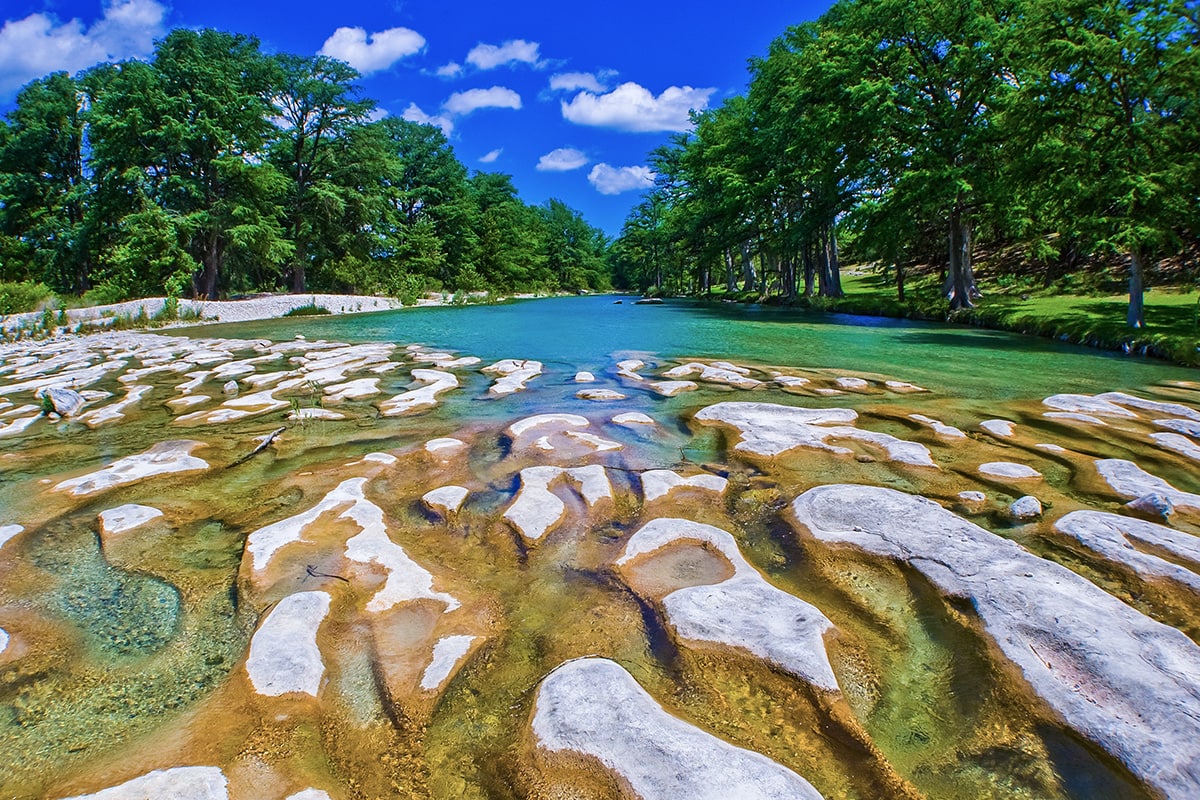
[366,107,389,122]
[562,82,715,133]
[435,62,462,78]
[588,163,656,195]
[318,26,425,75]
[466,39,541,70]
[443,86,521,115]
[402,102,454,135]
[549,71,606,93]
[536,147,589,172]
[0,0,166,95]
[479,148,502,163]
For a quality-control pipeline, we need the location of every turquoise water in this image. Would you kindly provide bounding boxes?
[190,295,1196,401]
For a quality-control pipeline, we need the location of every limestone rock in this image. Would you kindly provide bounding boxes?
[221,380,238,396]
[909,414,966,439]
[612,411,655,427]
[98,504,163,537]
[422,485,469,517]
[956,490,987,512]
[38,387,86,417]
[245,591,331,697]
[885,380,926,393]
[425,437,468,459]
[285,791,332,800]
[835,376,869,390]
[616,359,646,380]
[532,658,824,800]
[378,369,458,416]
[1150,432,1200,462]
[420,634,477,691]
[288,407,346,421]
[576,389,626,401]
[483,359,543,396]
[324,377,380,402]
[1054,510,1200,593]
[1095,459,1200,513]
[791,483,1200,799]
[1042,394,1137,418]
[979,419,1016,438]
[648,380,697,397]
[0,627,8,655]
[1154,418,1200,438]
[574,371,596,383]
[1095,391,1200,422]
[504,465,612,544]
[663,362,761,389]
[1125,493,1175,521]
[640,470,728,502]
[978,462,1042,480]
[1009,495,1043,520]
[506,413,590,440]
[0,524,24,550]
[59,767,228,800]
[53,441,209,497]
[1043,411,1106,425]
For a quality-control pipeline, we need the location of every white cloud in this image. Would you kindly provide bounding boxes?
[536,147,589,172]
[318,26,425,75]
[549,71,606,93]
[443,86,521,115]
[0,0,166,95]
[366,107,389,122]
[588,163,656,195]
[479,148,502,163]
[466,39,541,70]
[562,82,716,133]
[435,62,462,78]
[402,102,453,135]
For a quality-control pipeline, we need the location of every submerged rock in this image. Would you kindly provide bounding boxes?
[245,591,331,697]
[420,634,477,691]
[422,485,469,517]
[59,767,228,800]
[1054,510,1200,594]
[791,484,1200,799]
[53,441,209,497]
[98,504,164,537]
[576,388,626,401]
[506,413,590,440]
[1008,495,1043,520]
[532,658,825,800]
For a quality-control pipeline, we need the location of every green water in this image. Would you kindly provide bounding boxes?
[191,295,1197,401]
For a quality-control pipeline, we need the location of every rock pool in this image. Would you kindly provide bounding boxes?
[0,296,1197,799]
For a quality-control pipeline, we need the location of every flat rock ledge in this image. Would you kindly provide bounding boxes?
[53,440,209,497]
[1054,510,1200,594]
[1095,459,1200,513]
[59,766,228,800]
[245,591,331,697]
[791,484,1200,799]
[532,658,824,800]
[98,504,164,537]
[640,470,728,502]
[978,462,1042,481]
[695,401,934,467]
[504,465,612,543]
[422,485,469,517]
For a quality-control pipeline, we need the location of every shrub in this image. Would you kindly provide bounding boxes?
[0,281,53,314]
[80,282,129,307]
[283,302,331,317]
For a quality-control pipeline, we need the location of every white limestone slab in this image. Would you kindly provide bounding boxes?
[53,441,209,497]
[791,484,1200,799]
[288,407,346,421]
[1054,510,1200,593]
[978,462,1042,480]
[1151,432,1200,462]
[246,478,366,571]
[648,380,697,397]
[245,591,331,697]
[663,362,761,389]
[324,378,380,402]
[425,437,468,458]
[0,524,23,550]
[0,627,8,655]
[420,634,477,691]
[616,359,646,380]
[99,504,163,537]
[0,414,37,437]
[576,389,626,401]
[532,658,824,800]
[885,380,926,393]
[612,411,655,427]
[79,384,153,428]
[574,371,596,383]
[1155,418,1200,438]
[979,419,1016,438]
[59,766,228,800]
[423,485,469,517]
[1009,495,1043,520]
[1043,394,1137,418]
[909,414,967,439]
[773,375,810,389]
[1096,391,1200,422]
[378,370,458,416]
[506,413,589,440]
[1043,411,1106,425]
[504,465,613,543]
[835,376,869,390]
[285,791,331,800]
[640,470,728,502]
[1095,459,1200,513]
[483,359,543,396]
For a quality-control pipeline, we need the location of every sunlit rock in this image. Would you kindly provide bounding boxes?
[411,350,481,369]
[612,411,655,427]
[617,518,838,690]
[1054,510,1200,593]
[0,524,23,550]
[695,401,934,467]
[98,504,163,537]
[1125,493,1175,521]
[53,440,209,497]
[1043,394,1137,418]
[79,384,153,428]
[246,478,368,571]
[663,362,762,389]
[0,627,8,655]
[1095,459,1200,513]
[1154,418,1200,438]
[245,591,331,697]
[422,485,469,518]
[378,369,458,416]
[1095,391,1200,422]
[640,470,728,502]
[563,431,623,452]
[885,380,926,393]
[504,465,613,544]
[58,767,228,800]
[38,387,85,417]
[532,658,825,800]
[1035,443,1067,453]
[0,414,38,437]
[616,359,646,380]
[285,791,331,800]
[425,437,468,459]
[835,376,870,390]
[483,359,543,396]
[574,371,595,383]
[324,378,380,403]
[1043,411,1107,425]
[648,380,697,397]
[507,413,590,440]
[773,375,810,390]
[1150,432,1200,462]
[980,419,1016,438]
[420,634,477,691]
[576,388,626,401]
[791,483,1200,798]
[288,407,346,421]
[957,490,987,512]
[978,462,1042,481]
[1008,495,1043,520]
[909,414,966,439]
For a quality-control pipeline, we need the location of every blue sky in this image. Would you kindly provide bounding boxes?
[0,0,834,235]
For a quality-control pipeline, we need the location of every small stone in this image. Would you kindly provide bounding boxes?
[222,380,238,396]
[648,380,697,397]
[979,462,1042,480]
[612,412,655,427]
[1125,493,1175,521]
[422,485,469,517]
[957,490,987,511]
[574,371,596,383]
[576,389,626,401]
[425,437,468,458]
[1009,495,1043,520]
[980,419,1016,438]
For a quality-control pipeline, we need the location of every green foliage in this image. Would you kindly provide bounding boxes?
[283,303,331,317]
[0,280,53,314]
[80,282,129,307]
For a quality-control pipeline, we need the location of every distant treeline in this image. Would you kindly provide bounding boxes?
[0,29,610,303]
[611,0,1198,327]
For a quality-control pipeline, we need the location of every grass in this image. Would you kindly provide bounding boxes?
[706,269,1200,366]
[283,302,332,317]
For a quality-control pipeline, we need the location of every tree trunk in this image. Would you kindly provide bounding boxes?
[944,211,979,310]
[291,239,307,293]
[201,233,221,300]
[740,241,756,292]
[1127,245,1145,328]
[896,261,906,303]
[724,248,737,293]
[803,241,814,297]
[817,226,844,298]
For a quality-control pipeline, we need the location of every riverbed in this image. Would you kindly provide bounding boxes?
[1,296,1197,799]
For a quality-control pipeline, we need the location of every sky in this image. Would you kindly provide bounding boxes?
[0,0,835,236]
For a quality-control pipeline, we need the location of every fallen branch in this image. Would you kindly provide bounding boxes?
[227,426,286,469]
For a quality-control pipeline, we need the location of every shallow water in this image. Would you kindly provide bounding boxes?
[0,296,1196,799]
